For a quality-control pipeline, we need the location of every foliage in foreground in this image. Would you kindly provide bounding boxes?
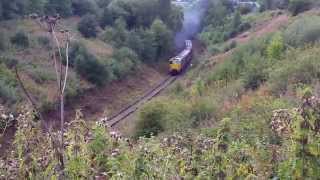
[1,90,319,179]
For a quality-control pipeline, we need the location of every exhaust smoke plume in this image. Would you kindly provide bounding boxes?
[174,0,209,49]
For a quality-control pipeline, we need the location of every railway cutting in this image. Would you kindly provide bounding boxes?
[107,40,193,127]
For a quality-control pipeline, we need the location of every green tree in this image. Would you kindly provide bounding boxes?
[74,52,109,86]
[69,42,111,86]
[167,5,184,31]
[203,0,228,27]
[78,14,98,38]
[10,31,29,48]
[1,0,28,19]
[111,47,139,79]
[0,2,3,20]
[27,0,45,14]
[127,30,144,58]
[139,29,157,62]
[103,18,128,47]
[158,0,171,23]
[288,0,311,16]
[96,0,112,8]
[231,10,241,30]
[72,0,97,16]
[150,19,173,60]
[133,0,158,28]
[99,7,114,27]
[45,0,72,17]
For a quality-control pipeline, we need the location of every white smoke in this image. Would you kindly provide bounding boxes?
[174,0,209,49]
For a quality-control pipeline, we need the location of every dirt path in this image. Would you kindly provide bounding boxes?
[235,13,289,44]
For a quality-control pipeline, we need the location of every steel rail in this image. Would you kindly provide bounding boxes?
[107,75,177,127]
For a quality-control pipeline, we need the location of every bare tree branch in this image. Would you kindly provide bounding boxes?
[62,33,70,93]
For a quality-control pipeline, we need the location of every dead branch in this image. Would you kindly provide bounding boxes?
[14,67,44,122]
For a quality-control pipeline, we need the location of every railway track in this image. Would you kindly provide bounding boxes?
[107,75,177,127]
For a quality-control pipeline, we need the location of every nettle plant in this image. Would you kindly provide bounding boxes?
[278,88,320,178]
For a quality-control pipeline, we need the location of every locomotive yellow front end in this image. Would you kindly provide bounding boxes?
[169,58,182,75]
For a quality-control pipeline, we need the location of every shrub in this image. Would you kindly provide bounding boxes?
[68,42,85,66]
[65,72,82,100]
[0,64,18,104]
[206,59,238,86]
[0,80,18,105]
[288,0,311,16]
[111,47,139,79]
[10,31,29,48]
[241,54,269,90]
[28,66,55,84]
[206,36,272,89]
[238,5,252,15]
[78,14,98,38]
[1,57,18,69]
[223,41,237,52]
[69,42,111,86]
[283,16,320,47]
[268,47,320,95]
[135,98,194,137]
[102,18,128,47]
[37,36,51,49]
[238,22,251,32]
[75,52,108,86]
[208,44,221,55]
[189,99,217,127]
[266,33,284,59]
[135,100,166,138]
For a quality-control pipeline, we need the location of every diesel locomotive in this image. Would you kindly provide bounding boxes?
[169,40,193,75]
